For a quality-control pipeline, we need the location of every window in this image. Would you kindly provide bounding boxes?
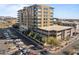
[49,7,53,10]
[38,18,41,20]
[37,6,41,9]
[33,7,37,11]
[38,11,42,13]
[37,6,41,11]
[44,18,48,20]
[43,25,47,27]
[38,20,41,23]
[44,15,48,17]
[38,16,41,18]
[38,22,41,24]
[50,12,53,14]
[37,12,41,16]
[33,25,37,28]
[38,24,41,27]
[50,15,53,17]
[38,15,41,17]
[50,19,53,20]
[44,12,48,14]
[44,8,48,10]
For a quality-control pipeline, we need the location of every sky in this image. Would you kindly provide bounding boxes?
[0,4,79,19]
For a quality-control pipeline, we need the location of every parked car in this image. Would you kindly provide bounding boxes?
[40,50,49,55]
[63,51,70,55]
[11,36,18,39]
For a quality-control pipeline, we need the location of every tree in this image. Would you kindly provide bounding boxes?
[35,34,42,41]
[28,32,32,36]
[57,21,62,25]
[42,36,48,43]
[48,37,60,46]
[26,30,31,35]
[42,36,60,46]
[31,31,35,38]
[12,23,19,29]
[33,33,37,39]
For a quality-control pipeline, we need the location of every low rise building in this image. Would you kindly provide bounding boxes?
[53,18,79,34]
[34,25,73,40]
[58,21,79,34]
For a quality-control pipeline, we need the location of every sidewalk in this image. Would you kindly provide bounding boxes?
[49,34,79,54]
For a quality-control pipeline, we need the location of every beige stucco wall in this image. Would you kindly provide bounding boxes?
[56,28,73,40]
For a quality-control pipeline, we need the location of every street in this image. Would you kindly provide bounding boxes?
[9,28,52,55]
[10,28,79,55]
[53,34,79,55]
[10,28,43,49]
[1,28,79,55]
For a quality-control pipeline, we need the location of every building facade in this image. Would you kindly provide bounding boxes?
[18,4,54,30]
[34,25,73,40]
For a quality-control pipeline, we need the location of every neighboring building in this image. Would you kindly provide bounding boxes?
[62,19,79,30]
[53,18,79,34]
[18,4,54,30]
[6,18,17,25]
[0,17,17,28]
[62,21,79,34]
[62,19,79,22]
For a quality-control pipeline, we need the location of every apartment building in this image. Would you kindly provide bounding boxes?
[18,4,54,30]
[18,4,73,40]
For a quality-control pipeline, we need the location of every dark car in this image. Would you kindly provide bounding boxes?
[30,46,38,50]
[63,51,70,55]
[77,53,79,55]
[40,50,50,55]
[11,36,18,39]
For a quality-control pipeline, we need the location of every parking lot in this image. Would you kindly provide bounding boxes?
[0,28,27,54]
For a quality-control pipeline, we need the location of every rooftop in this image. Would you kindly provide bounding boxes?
[39,25,72,31]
